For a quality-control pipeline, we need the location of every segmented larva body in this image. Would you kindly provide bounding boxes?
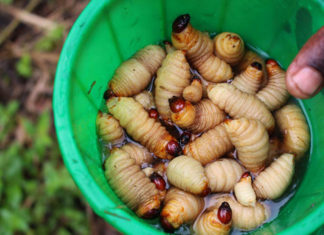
[194,204,232,235]
[275,104,310,160]
[171,99,226,133]
[256,60,289,111]
[205,159,245,193]
[190,99,226,133]
[171,15,233,82]
[166,155,209,195]
[212,195,269,230]
[107,97,176,159]
[214,32,245,66]
[134,91,155,110]
[104,149,161,218]
[184,124,233,165]
[253,153,295,199]
[171,100,196,129]
[161,188,204,229]
[96,112,124,144]
[224,118,269,172]
[183,78,203,103]
[121,143,153,165]
[207,83,275,131]
[234,174,256,207]
[237,50,267,88]
[109,45,165,96]
[154,50,191,120]
[231,62,263,95]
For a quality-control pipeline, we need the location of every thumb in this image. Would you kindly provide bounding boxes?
[286,26,324,99]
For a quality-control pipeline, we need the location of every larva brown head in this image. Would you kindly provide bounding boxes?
[266,59,278,66]
[161,216,175,232]
[141,208,160,219]
[245,62,263,81]
[217,202,232,224]
[251,61,263,71]
[241,171,251,179]
[192,75,202,83]
[266,59,282,76]
[200,187,211,197]
[169,96,186,113]
[149,108,159,119]
[172,14,190,33]
[150,173,166,191]
[103,89,116,100]
[240,171,253,183]
[166,140,182,157]
[179,132,191,145]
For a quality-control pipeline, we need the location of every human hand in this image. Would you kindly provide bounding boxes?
[286,26,324,99]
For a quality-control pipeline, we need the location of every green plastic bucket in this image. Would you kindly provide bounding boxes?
[53,0,324,234]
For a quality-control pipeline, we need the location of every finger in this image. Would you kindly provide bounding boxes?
[286,65,323,99]
[286,26,324,99]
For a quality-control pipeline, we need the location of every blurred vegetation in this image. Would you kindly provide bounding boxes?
[0,102,88,235]
[35,26,65,52]
[15,53,32,78]
[0,0,119,234]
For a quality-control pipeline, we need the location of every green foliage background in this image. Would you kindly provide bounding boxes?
[0,0,94,233]
[0,102,89,234]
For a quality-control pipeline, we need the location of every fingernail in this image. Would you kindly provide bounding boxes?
[292,66,323,96]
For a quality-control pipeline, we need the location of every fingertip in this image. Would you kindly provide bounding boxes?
[286,75,309,99]
[286,66,323,99]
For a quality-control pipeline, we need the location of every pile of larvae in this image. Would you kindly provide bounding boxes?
[96,14,310,234]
